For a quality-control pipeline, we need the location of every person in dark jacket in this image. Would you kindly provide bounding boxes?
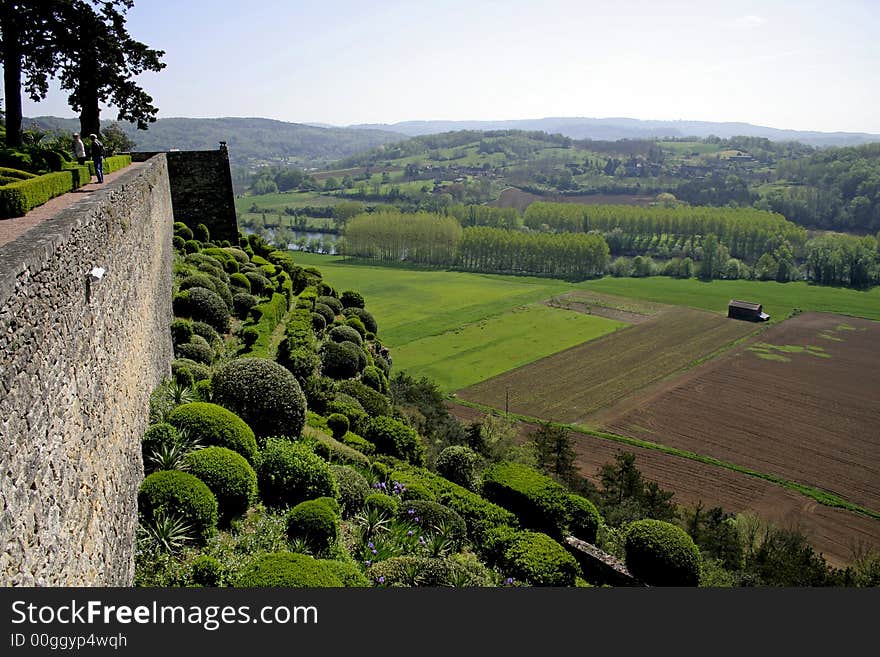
[89,133,105,183]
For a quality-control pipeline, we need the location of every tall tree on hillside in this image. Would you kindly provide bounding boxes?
[56,0,165,137]
[0,0,61,147]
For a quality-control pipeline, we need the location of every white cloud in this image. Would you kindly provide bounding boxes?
[731,15,766,29]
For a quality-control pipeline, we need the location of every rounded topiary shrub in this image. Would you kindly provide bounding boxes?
[184,239,201,254]
[174,222,194,241]
[172,234,186,251]
[323,559,369,587]
[310,312,327,332]
[178,273,217,293]
[229,272,251,292]
[238,326,259,348]
[244,271,271,296]
[344,316,367,337]
[258,438,338,508]
[624,519,702,587]
[175,338,213,365]
[364,416,425,465]
[320,340,363,380]
[360,366,387,394]
[138,470,218,543]
[337,379,391,418]
[329,325,362,346]
[141,422,178,463]
[166,402,258,463]
[326,413,350,440]
[194,223,211,243]
[369,556,480,587]
[364,492,398,517]
[212,358,307,439]
[190,555,223,587]
[170,318,194,346]
[234,552,342,587]
[232,292,259,320]
[317,295,343,315]
[181,287,230,334]
[342,307,377,334]
[399,500,466,547]
[171,358,212,387]
[191,321,221,347]
[436,445,480,490]
[313,302,336,326]
[498,531,580,587]
[184,446,258,523]
[286,499,339,556]
[330,465,370,517]
[567,494,601,544]
[340,290,364,309]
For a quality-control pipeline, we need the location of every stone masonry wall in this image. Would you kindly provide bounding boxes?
[0,155,174,585]
[132,146,238,243]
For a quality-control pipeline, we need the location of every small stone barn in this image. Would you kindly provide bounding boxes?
[728,299,770,322]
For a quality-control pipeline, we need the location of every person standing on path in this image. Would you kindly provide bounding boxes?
[89,133,105,183]
[72,133,87,165]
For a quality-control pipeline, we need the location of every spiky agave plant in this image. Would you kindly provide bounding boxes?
[137,512,194,554]
[144,429,202,473]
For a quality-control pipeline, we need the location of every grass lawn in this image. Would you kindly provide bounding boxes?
[391,305,626,391]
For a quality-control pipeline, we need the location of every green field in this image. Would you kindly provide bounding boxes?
[392,305,626,390]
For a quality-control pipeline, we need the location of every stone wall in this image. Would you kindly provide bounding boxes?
[0,155,174,585]
[132,145,238,243]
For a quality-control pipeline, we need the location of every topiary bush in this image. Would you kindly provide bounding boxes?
[178,273,217,293]
[323,559,369,587]
[364,416,425,465]
[258,438,338,508]
[244,271,271,296]
[191,321,221,348]
[171,358,212,387]
[317,295,343,315]
[174,222,193,241]
[234,552,342,587]
[320,340,364,380]
[436,445,480,491]
[398,500,467,548]
[212,358,307,440]
[364,492,399,517]
[286,499,339,556]
[624,519,702,587]
[481,461,572,538]
[337,379,391,417]
[138,470,219,544]
[175,337,213,365]
[328,324,362,346]
[330,465,370,517]
[229,272,251,292]
[360,365,388,394]
[194,223,211,243]
[369,556,484,587]
[184,447,258,524]
[166,402,258,463]
[342,307,377,334]
[567,494,601,544]
[170,318,194,346]
[233,292,260,320]
[141,422,178,464]
[340,290,364,309]
[190,555,223,587]
[344,316,367,337]
[178,287,230,334]
[492,530,580,586]
[326,413,349,440]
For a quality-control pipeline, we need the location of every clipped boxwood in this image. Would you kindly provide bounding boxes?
[364,416,424,465]
[567,494,601,544]
[177,286,230,334]
[481,461,571,538]
[234,552,342,587]
[323,559,369,587]
[170,318,194,346]
[190,555,223,587]
[166,402,258,463]
[624,519,702,587]
[191,321,221,348]
[229,272,251,292]
[178,273,217,293]
[212,358,307,439]
[141,422,178,463]
[320,340,364,380]
[0,170,77,218]
[398,500,466,547]
[233,292,260,319]
[138,470,219,544]
[171,358,212,387]
[328,324,362,346]
[313,302,335,326]
[342,307,377,334]
[337,379,390,417]
[330,465,371,517]
[317,295,343,315]
[360,365,387,394]
[175,338,213,365]
[286,499,339,556]
[436,445,480,491]
[326,413,349,440]
[341,432,375,456]
[258,438,338,508]
[339,290,364,309]
[184,446,258,523]
[494,530,581,587]
[364,492,398,517]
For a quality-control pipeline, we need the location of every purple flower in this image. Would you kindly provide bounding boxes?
[371,549,377,555]
[419,536,425,544]
[413,517,420,523]
[378,576,385,584]
[365,560,372,567]
[407,530,414,536]
[368,541,374,549]
[505,577,514,585]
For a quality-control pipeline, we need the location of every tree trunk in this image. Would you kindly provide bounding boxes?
[1,7,24,147]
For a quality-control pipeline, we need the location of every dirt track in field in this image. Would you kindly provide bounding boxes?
[446,401,880,568]
[600,312,880,514]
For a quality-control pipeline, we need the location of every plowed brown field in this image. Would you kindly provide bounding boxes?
[601,312,880,514]
[457,308,759,422]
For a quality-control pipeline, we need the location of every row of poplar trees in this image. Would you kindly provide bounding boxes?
[0,0,165,147]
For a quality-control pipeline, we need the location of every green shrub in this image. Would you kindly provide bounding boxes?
[286,499,339,556]
[337,379,390,417]
[170,358,212,387]
[326,400,368,433]
[172,235,186,250]
[223,247,250,264]
[194,223,210,243]
[329,325,362,346]
[233,292,259,319]
[310,311,326,333]
[190,555,223,587]
[399,481,434,502]
[341,432,375,456]
[624,519,702,587]
[177,287,230,334]
[364,492,399,517]
[302,376,336,416]
[360,365,388,394]
[175,338,213,365]
[166,402,258,463]
[436,445,480,491]
[340,290,364,309]
[481,461,571,538]
[320,340,363,380]
[369,556,482,587]
[344,316,367,337]
[308,430,371,468]
[183,239,201,254]
[191,321,221,348]
[212,358,308,440]
[342,307,377,334]
[138,470,218,544]
[184,447,258,523]
[399,500,466,547]
[170,318,194,346]
[493,530,580,586]
[141,422,178,464]
[229,272,251,292]
[239,326,259,347]
[567,495,601,544]
[234,552,342,587]
[322,559,369,587]
[313,302,335,326]
[330,465,370,517]
[244,271,271,295]
[178,273,217,293]
[326,413,350,440]
[174,222,194,241]
[258,438,338,508]
[364,416,424,465]
[317,295,343,315]
[0,170,77,218]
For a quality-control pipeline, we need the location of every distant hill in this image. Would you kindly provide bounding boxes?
[350,117,880,147]
[25,116,405,167]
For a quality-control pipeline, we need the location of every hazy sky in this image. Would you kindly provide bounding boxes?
[18,0,880,133]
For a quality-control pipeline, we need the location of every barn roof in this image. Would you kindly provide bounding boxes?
[729,299,762,311]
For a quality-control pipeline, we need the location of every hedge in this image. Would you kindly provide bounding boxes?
[166,402,258,463]
[481,461,572,538]
[624,519,702,587]
[363,416,424,465]
[336,379,391,417]
[239,293,288,359]
[0,170,79,218]
[234,552,342,587]
[491,529,581,587]
[87,154,131,176]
